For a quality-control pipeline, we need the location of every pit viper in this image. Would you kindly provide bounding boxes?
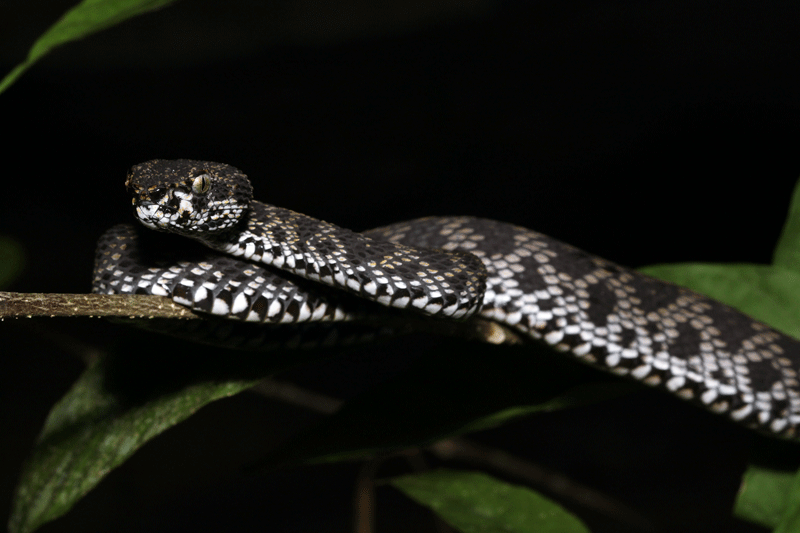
[93,159,800,439]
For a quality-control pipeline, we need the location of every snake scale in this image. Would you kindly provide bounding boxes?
[93,159,800,439]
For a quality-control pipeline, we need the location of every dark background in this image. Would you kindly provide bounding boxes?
[2,1,800,532]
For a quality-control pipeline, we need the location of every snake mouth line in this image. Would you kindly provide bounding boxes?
[133,199,246,236]
[133,201,177,231]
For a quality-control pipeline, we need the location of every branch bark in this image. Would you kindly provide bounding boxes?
[0,291,201,320]
[0,291,524,345]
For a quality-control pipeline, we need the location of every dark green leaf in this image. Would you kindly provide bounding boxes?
[735,465,800,533]
[8,356,260,533]
[734,465,796,528]
[0,0,180,94]
[390,468,589,533]
[8,316,410,533]
[770,469,800,533]
[772,175,800,271]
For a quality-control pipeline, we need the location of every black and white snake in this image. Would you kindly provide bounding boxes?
[93,159,800,439]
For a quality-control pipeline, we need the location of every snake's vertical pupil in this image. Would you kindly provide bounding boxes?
[192,173,211,195]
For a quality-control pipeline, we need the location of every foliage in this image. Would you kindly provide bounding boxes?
[0,0,180,95]
[734,466,800,532]
[8,358,260,533]
[390,469,589,533]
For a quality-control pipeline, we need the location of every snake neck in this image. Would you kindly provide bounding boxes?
[200,201,488,319]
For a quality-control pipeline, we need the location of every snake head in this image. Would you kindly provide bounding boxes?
[126,159,254,237]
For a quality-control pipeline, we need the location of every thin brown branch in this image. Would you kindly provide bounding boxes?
[250,379,344,414]
[0,291,202,320]
[398,450,456,533]
[353,458,380,533]
[0,292,524,348]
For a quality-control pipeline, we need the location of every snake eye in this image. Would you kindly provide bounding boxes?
[192,173,211,195]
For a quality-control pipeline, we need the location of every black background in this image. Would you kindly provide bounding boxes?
[2,1,800,532]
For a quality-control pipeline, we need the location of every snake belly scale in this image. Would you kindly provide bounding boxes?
[93,159,800,439]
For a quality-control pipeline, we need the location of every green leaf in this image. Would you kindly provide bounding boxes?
[260,343,633,467]
[0,0,180,95]
[390,469,589,533]
[7,318,401,533]
[453,379,635,436]
[776,498,800,533]
[0,236,25,288]
[772,175,800,271]
[774,472,800,533]
[734,465,800,533]
[734,466,796,528]
[8,356,260,533]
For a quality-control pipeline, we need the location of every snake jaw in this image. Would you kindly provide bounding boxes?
[126,159,253,237]
[132,201,162,231]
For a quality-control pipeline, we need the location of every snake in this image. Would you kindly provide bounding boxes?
[93,159,800,440]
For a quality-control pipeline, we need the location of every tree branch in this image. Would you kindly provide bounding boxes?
[0,291,524,345]
[0,291,201,320]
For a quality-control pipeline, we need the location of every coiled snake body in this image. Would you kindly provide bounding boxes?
[93,159,800,439]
